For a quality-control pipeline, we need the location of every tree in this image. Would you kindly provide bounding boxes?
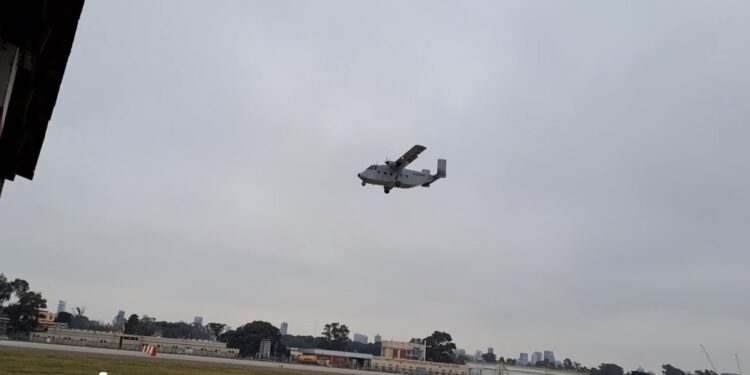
[124,314,140,334]
[54,311,74,325]
[662,364,686,375]
[319,322,350,350]
[482,352,497,363]
[592,364,624,375]
[68,307,91,330]
[564,359,574,370]
[207,322,226,340]
[0,274,13,307]
[0,275,32,308]
[11,279,29,294]
[5,290,47,336]
[222,321,288,358]
[281,334,316,349]
[424,331,457,363]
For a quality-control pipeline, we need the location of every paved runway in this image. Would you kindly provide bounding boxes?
[0,340,372,375]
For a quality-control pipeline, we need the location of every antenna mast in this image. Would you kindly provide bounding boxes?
[700,345,719,374]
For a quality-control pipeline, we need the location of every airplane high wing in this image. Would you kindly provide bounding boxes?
[388,144,426,174]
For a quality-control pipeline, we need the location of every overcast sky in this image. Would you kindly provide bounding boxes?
[2,0,749,372]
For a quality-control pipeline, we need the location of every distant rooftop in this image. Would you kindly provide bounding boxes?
[300,348,373,360]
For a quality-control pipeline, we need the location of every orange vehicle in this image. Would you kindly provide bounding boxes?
[297,354,318,364]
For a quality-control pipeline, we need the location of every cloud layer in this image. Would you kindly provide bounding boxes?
[1,1,748,372]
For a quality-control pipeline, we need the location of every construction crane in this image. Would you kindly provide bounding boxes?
[736,353,743,375]
[700,345,719,374]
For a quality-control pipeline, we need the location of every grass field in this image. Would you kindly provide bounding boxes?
[0,347,314,375]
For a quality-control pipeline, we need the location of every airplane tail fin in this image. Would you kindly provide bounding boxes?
[423,160,446,187]
[435,159,446,178]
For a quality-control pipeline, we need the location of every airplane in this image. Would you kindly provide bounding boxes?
[357,145,446,194]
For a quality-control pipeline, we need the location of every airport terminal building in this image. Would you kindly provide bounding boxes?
[30,326,239,358]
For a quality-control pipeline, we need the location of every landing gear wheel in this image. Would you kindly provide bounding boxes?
[395,181,402,187]
[361,181,366,186]
[384,188,390,194]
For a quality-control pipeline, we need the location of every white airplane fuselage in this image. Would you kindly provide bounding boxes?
[358,164,436,189]
[358,145,445,194]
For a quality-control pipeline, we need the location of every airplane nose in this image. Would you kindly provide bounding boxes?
[357,173,362,179]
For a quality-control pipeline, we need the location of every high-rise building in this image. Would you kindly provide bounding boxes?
[488,347,494,354]
[113,310,126,327]
[456,348,466,357]
[532,352,543,364]
[194,316,203,326]
[374,334,382,343]
[353,333,368,344]
[544,351,555,363]
[518,353,529,365]
[280,322,288,335]
[474,350,482,361]
[56,300,66,314]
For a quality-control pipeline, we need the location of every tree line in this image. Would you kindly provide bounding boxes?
[0,273,47,337]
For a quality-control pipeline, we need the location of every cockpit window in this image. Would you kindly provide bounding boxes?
[368,165,376,170]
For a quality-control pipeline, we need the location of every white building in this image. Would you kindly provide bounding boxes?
[280,322,288,335]
[56,300,66,313]
[381,340,426,361]
[531,352,543,364]
[518,353,529,365]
